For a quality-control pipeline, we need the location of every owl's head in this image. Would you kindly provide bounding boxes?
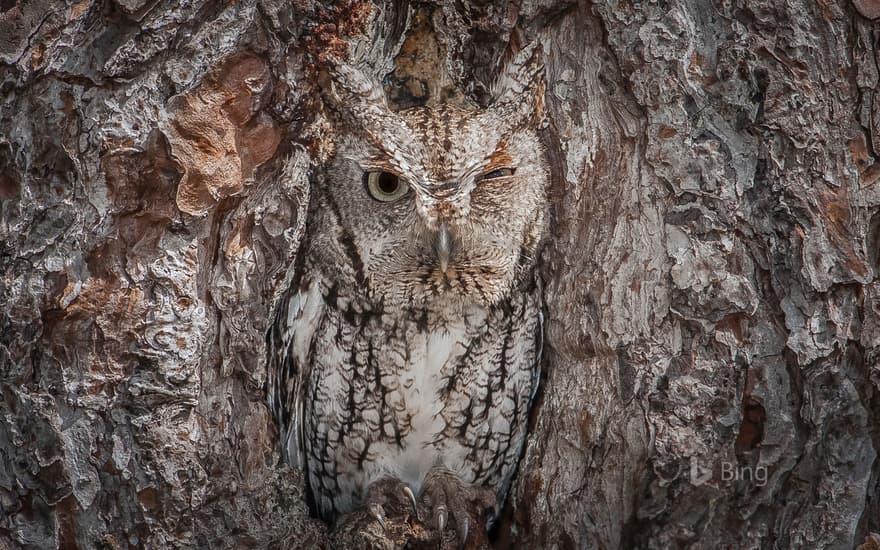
[310,47,549,309]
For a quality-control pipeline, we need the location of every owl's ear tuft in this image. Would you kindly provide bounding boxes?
[317,4,397,117]
[319,55,415,147]
[320,61,389,116]
[490,40,546,129]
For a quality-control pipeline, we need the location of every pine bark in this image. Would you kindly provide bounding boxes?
[1,0,879,548]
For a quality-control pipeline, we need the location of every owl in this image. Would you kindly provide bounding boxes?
[267,45,549,544]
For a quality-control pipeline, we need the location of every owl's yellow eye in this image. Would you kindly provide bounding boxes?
[477,167,516,181]
[364,171,409,202]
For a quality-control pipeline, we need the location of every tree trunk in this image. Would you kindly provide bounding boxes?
[1,0,879,548]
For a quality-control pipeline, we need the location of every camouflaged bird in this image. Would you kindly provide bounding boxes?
[267,43,548,544]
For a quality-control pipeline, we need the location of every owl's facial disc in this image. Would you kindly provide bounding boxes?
[320,105,547,308]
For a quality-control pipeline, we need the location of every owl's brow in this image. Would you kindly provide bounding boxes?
[359,158,400,173]
[355,119,518,186]
[483,143,515,170]
[357,128,425,176]
[457,143,516,182]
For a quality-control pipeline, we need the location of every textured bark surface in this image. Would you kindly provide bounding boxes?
[1,0,879,548]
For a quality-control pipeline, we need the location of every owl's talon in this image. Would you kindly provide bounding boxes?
[368,502,387,531]
[435,504,448,533]
[364,475,419,532]
[457,515,469,547]
[419,465,495,548]
[402,485,418,515]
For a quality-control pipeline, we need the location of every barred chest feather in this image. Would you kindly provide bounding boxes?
[283,273,542,520]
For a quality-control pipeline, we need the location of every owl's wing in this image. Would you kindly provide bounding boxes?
[267,280,325,470]
[530,308,544,402]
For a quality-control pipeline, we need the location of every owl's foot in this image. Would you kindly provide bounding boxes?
[365,476,418,531]
[419,465,496,549]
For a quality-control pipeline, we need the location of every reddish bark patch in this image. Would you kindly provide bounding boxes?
[849,133,880,187]
[715,313,747,344]
[0,172,19,199]
[657,126,678,139]
[848,134,872,171]
[734,396,766,455]
[85,134,182,375]
[687,51,719,86]
[102,130,180,217]
[815,0,834,20]
[56,495,79,550]
[137,487,162,515]
[819,187,869,279]
[0,0,63,64]
[383,7,470,110]
[509,469,544,537]
[862,163,880,188]
[852,0,880,19]
[579,410,593,442]
[857,533,880,550]
[301,2,375,68]
[166,54,281,216]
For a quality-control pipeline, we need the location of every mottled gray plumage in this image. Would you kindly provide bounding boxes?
[267,46,549,529]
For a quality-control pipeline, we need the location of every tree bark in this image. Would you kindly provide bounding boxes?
[1,0,879,548]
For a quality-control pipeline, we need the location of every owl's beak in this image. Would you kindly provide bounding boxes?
[433,223,453,273]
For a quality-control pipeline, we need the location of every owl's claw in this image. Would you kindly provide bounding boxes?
[403,485,418,515]
[435,504,448,533]
[364,476,419,532]
[457,515,469,546]
[419,465,495,549]
[368,502,387,530]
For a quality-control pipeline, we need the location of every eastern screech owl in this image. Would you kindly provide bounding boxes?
[267,46,549,542]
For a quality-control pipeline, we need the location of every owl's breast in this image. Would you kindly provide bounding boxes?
[379,312,487,488]
[302,280,541,519]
